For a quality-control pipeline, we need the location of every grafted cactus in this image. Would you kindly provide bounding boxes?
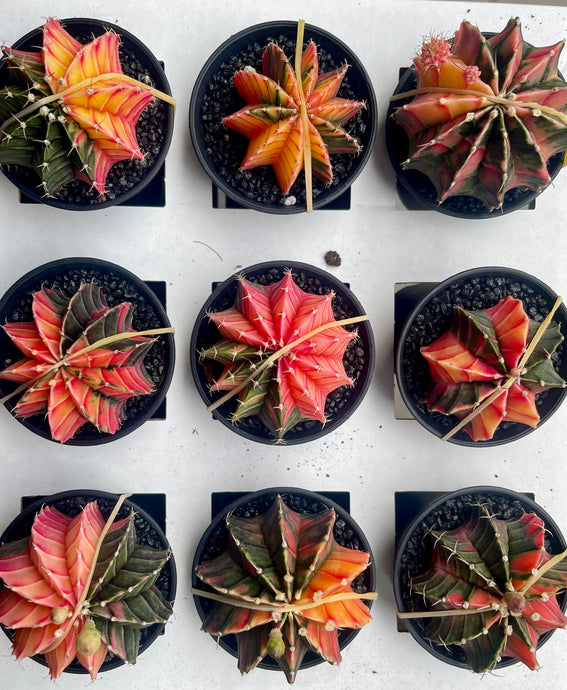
[194,495,373,683]
[0,18,175,198]
[421,296,565,441]
[0,281,171,443]
[400,503,567,673]
[392,18,567,210]
[0,495,173,680]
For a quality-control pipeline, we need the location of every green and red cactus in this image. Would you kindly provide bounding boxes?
[0,494,173,680]
[198,269,368,442]
[399,502,567,673]
[392,17,567,210]
[420,295,565,441]
[0,18,175,198]
[0,281,173,443]
[223,24,365,202]
[193,494,374,683]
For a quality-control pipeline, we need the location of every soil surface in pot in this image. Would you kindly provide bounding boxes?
[197,266,368,438]
[1,267,168,440]
[200,34,368,208]
[400,274,564,438]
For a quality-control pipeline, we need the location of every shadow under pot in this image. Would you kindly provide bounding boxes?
[189,20,377,213]
[385,17,567,219]
[0,257,175,444]
[395,266,567,446]
[192,486,376,683]
[190,260,375,444]
[0,489,176,680]
[0,17,174,210]
[394,485,567,673]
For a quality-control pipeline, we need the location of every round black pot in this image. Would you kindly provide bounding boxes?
[190,260,375,444]
[385,65,564,219]
[394,485,567,671]
[0,18,174,210]
[0,489,176,674]
[0,257,175,445]
[192,486,375,674]
[395,266,567,446]
[189,20,377,214]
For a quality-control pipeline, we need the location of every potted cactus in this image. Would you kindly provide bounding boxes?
[394,486,567,672]
[395,266,567,445]
[0,17,175,209]
[190,261,374,444]
[0,490,175,679]
[0,257,175,444]
[192,487,376,683]
[386,17,567,218]
[189,19,377,213]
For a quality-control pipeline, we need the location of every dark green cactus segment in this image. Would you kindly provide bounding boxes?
[88,514,137,600]
[292,508,335,599]
[464,624,507,673]
[261,495,301,602]
[525,320,564,369]
[451,307,503,371]
[1,48,48,91]
[236,625,270,675]
[200,340,263,364]
[0,110,45,168]
[468,511,510,586]
[275,617,309,684]
[61,282,108,355]
[37,119,77,196]
[95,617,141,665]
[257,378,303,442]
[91,586,173,625]
[232,365,273,422]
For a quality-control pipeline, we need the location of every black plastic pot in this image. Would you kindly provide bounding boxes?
[0,18,174,210]
[395,266,567,446]
[0,489,176,675]
[190,260,375,444]
[394,485,567,670]
[189,21,377,213]
[192,487,375,674]
[386,66,565,219]
[0,257,175,444]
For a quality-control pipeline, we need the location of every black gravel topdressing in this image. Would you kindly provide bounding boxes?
[0,491,174,674]
[0,265,170,443]
[398,271,567,444]
[193,489,373,670]
[396,490,567,668]
[193,264,372,443]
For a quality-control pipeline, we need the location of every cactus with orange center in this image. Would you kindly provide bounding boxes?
[0,495,173,680]
[194,494,373,683]
[0,18,175,197]
[392,18,567,210]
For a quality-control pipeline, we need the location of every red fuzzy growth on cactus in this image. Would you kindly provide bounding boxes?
[408,503,567,673]
[199,270,357,442]
[223,41,365,195]
[0,282,156,443]
[420,296,565,441]
[393,18,567,210]
[195,495,372,683]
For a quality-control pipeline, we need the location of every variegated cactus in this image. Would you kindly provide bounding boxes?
[421,296,565,441]
[0,281,167,443]
[194,495,373,683]
[400,502,567,673]
[0,18,174,198]
[224,38,365,195]
[198,269,367,442]
[392,18,567,210]
[0,495,173,680]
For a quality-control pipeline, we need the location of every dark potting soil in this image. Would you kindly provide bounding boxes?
[1,267,168,439]
[400,274,565,437]
[197,266,368,438]
[200,34,368,208]
[0,493,173,671]
[324,250,342,267]
[397,491,566,665]
[2,34,169,206]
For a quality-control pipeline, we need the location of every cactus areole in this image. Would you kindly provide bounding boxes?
[396,491,567,673]
[192,492,376,683]
[391,18,567,213]
[0,493,174,680]
[0,18,175,206]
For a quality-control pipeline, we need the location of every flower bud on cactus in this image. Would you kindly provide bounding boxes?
[0,281,159,443]
[0,496,173,680]
[406,503,567,672]
[194,495,372,683]
[420,296,565,441]
[393,18,567,210]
